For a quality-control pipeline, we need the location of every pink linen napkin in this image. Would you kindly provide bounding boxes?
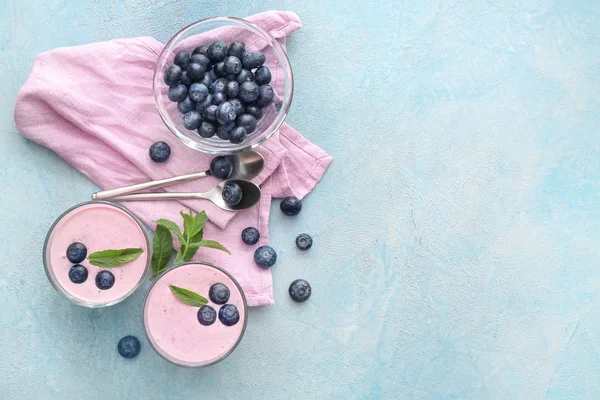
[14,10,332,306]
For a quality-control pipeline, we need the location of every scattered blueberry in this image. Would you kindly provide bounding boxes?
[95,270,115,290]
[203,104,218,121]
[199,74,213,88]
[191,53,210,69]
[188,83,209,102]
[236,114,257,134]
[217,122,235,140]
[224,81,239,98]
[241,227,260,245]
[149,141,171,163]
[218,304,240,326]
[223,56,242,75]
[229,126,247,144]
[229,98,245,116]
[210,156,233,179]
[168,84,187,102]
[183,110,203,130]
[174,50,191,69]
[222,181,243,205]
[212,92,227,105]
[195,93,213,112]
[236,69,255,84]
[256,85,275,107]
[197,305,217,326]
[211,78,227,93]
[180,71,192,86]
[207,40,228,62]
[228,41,246,59]
[68,264,88,284]
[213,61,225,77]
[198,121,216,138]
[245,104,264,120]
[254,245,277,269]
[254,66,272,85]
[296,233,313,250]
[280,196,302,216]
[117,336,141,359]
[242,51,266,69]
[66,242,87,263]
[216,102,237,125]
[192,45,208,56]
[163,64,182,87]
[209,283,230,304]
[289,279,312,302]
[239,81,259,103]
[186,63,205,81]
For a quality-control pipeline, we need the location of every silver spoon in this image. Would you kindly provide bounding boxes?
[92,151,264,201]
[104,179,261,211]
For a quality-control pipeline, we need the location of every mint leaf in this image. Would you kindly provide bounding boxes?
[180,210,207,239]
[155,219,184,244]
[88,248,144,268]
[169,285,208,307]
[190,240,231,255]
[151,225,173,273]
[174,250,185,265]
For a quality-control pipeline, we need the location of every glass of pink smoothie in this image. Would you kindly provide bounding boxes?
[43,201,150,307]
[143,262,247,367]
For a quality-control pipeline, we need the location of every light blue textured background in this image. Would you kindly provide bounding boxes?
[1,1,599,399]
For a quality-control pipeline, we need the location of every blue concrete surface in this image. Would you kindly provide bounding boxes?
[1,1,600,399]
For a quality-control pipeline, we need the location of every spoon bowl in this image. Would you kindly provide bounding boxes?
[227,151,265,180]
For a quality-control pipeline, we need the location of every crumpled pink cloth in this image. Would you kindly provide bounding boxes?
[14,10,332,306]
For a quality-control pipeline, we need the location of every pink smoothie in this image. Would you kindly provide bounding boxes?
[45,202,149,306]
[144,263,247,367]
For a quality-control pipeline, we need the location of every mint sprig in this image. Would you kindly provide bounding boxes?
[150,225,173,280]
[87,248,144,268]
[169,285,208,307]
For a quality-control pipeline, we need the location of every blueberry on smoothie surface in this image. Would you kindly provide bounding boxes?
[66,242,87,263]
[207,40,228,62]
[209,283,230,305]
[163,64,182,87]
[222,181,243,206]
[149,141,171,163]
[289,279,312,302]
[242,51,266,70]
[168,84,187,102]
[197,305,217,326]
[95,270,115,290]
[218,304,240,326]
[254,245,277,269]
[296,233,313,250]
[117,336,141,359]
[173,50,191,69]
[280,196,302,216]
[228,41,246,59]
[68,264,88,284]
[210,156,233,179]
[254,66,272,85]
[241,227,260,245]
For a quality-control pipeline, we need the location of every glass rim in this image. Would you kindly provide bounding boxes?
[42,201,151,308]
[153,16,294,155]
[142,261,249,368]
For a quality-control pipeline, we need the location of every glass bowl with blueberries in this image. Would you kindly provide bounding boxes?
[154,17,293,155]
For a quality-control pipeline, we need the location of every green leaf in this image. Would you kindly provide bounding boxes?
[155,219,184,244]
[151,225,173,273]
[169,285,208,307]
[174,250,185,265]
[88,248,144,268]
[191,240,231,255]
[180,210,207,239]
[150,267,169,280]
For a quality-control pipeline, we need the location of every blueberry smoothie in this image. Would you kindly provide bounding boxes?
[44,202,150,306]
[144,263,247,367]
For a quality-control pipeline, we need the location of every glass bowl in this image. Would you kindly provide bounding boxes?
[154,17,294,155]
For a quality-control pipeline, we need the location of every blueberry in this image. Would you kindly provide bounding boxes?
[229,98,245,116]
[218,304,240,326]
[163,64,182,87]
[241,227,260,245]
[239,81,259,103]
[174,50,191,69]
[255,85,275,107]
[296,233,313,250]
[242,51,266,69]
[236,114,257,134]
[280,196,302,216]
[188,83,209,102]
[213,62,225,77]
[149,141,171,163]
[178,96,195,114]
[222,181,243,205]
[254,245,277,269]
[216,102,237,125]
[195,93,213,112]
[207,40,228,62]
[191,53,210,69]
[203,104,218,121]
[183,110,203,130]
[225,74,237,81]
[180,71,192,86]
[229,126,247,144]
[228,41,246,59]
[224,81,239,98]
[208,68,219,81]
[117,336,141,359]
[211,78,227,93]
[200,74,213,88]
[95,270,115,290]
[198,121,216,138]
[168,84,187,102]
[66,242,87,263]
[210,156,233,179]
[223,56,242,75]
[68,264,88,284]
[197,305,217,326]
[192,45,208,56]
[289,279,312,302]
[236,69,254,84]
[217,122,235,140]
[209,283,230,304]
[212,92,227,105]
[245,104,264,120]
[254,66,272,85]
[186,63,205,81]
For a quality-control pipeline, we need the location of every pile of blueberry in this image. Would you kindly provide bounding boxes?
[66,242,115,290]
[163,40,275,145]
[196,283,240,327]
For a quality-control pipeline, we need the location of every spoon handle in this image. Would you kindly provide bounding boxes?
[105,192,207,201]
[92,171,209,200]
